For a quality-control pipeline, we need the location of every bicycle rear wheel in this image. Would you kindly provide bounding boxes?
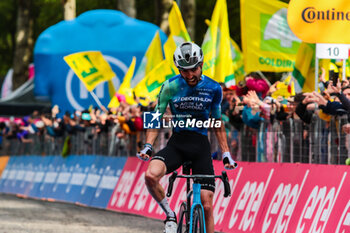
[177,202,188,233]
[192,205,205,233]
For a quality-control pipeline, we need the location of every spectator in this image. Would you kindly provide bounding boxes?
[236,72,270,98]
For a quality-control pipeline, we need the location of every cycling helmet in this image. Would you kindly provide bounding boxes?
[173,42,203,70]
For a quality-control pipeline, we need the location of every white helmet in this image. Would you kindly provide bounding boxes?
[173,42,203,70]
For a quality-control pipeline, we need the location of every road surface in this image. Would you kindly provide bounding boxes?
[0,193,163,233]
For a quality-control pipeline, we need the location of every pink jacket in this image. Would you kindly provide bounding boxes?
[246,78,270,98]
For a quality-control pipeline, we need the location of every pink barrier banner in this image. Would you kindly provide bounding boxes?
[107,158,350,233]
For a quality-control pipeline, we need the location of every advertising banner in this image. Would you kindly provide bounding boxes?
[87,156,127,208]
[27,156,52,198]
[62,155,95,203]
[288,0,350,43]
[48,156,75,201]
[76,156,104,206]
[39,156,62,199]
[1,156,349,233]
[0,156,18,193]
[0,155,127,207]
[107,158,182,219]
[107,159,350,233]
[107,157,145,211]
[0,156,9,177]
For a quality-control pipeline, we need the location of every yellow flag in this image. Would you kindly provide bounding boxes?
[163,1,191,71]
[108,95,120,108]
[64,51,116,91]
[215,0,234,83]
[271,76,295,98]
[131,31,164,87]
[231,38,245,84]
[118,57,137,105]
[132,2,188,104]
[291,43,315,92]
[133,59,176,102]
[202,0,234,83]
[240,0,301,73]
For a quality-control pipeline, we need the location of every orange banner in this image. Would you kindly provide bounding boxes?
[288,0,350,43]
[0,156,9,177]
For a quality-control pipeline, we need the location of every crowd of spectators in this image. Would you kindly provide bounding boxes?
[0,101,148,156]
[1,68,350,165]
[219,69,350,164]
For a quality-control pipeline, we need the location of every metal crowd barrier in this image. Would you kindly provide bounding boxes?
[0,115,349,165]
[225,115,349,165]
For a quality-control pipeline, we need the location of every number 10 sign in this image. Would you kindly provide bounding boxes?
[316,43,349,59]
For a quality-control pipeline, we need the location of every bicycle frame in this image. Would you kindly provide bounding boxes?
[167,170,231,233]
[189,182,206,233]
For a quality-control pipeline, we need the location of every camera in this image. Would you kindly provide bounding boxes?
[329,70,339,84]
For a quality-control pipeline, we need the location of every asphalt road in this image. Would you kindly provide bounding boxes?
[0,193,164,233]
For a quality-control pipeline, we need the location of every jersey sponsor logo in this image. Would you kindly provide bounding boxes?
[173,96,212,111]
[177,96,212,102]
[175,102,205,110]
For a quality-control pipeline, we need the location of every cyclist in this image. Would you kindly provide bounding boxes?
[137,42,237,233]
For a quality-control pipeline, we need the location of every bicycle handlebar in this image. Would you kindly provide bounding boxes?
[166,171,231,198]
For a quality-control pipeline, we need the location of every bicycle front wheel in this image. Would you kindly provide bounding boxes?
[177,202,188,233]
[192,205,205,233]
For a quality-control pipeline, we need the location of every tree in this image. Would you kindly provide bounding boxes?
[0,1,16,81]
[118,0,136,18]
[63,0,76,20]
[158,0,172,35]
[12,0,33,91]
[181,0,196,40]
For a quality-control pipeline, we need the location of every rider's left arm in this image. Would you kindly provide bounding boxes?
[213,122,229,153]
[211,84,236,169]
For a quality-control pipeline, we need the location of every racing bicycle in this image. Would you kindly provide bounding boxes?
[166,162,231,233]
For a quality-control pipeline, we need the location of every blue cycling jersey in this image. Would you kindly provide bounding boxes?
[155,74,222,135]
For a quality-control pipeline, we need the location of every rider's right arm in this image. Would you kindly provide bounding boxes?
[154,81,172,118]
[138,82,171,161]
[146,81,171,145]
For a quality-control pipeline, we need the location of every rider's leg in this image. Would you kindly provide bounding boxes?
[145,159,175,217]
[145,159,166,201]
[201,190,214,233]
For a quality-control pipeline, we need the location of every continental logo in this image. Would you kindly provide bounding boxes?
[302,7,350,23]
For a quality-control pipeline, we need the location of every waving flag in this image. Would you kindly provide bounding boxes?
[133,59,176,103]
[131,31,164,88]
[291,43,315,93]
[163,1,191,70]
[241,0,301,73]
[64,51,116,92]
[231,38,245,84]
[118,57,137,105]
[132,1,188,104]
[202,0,234,83]
[108,95,120,108]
